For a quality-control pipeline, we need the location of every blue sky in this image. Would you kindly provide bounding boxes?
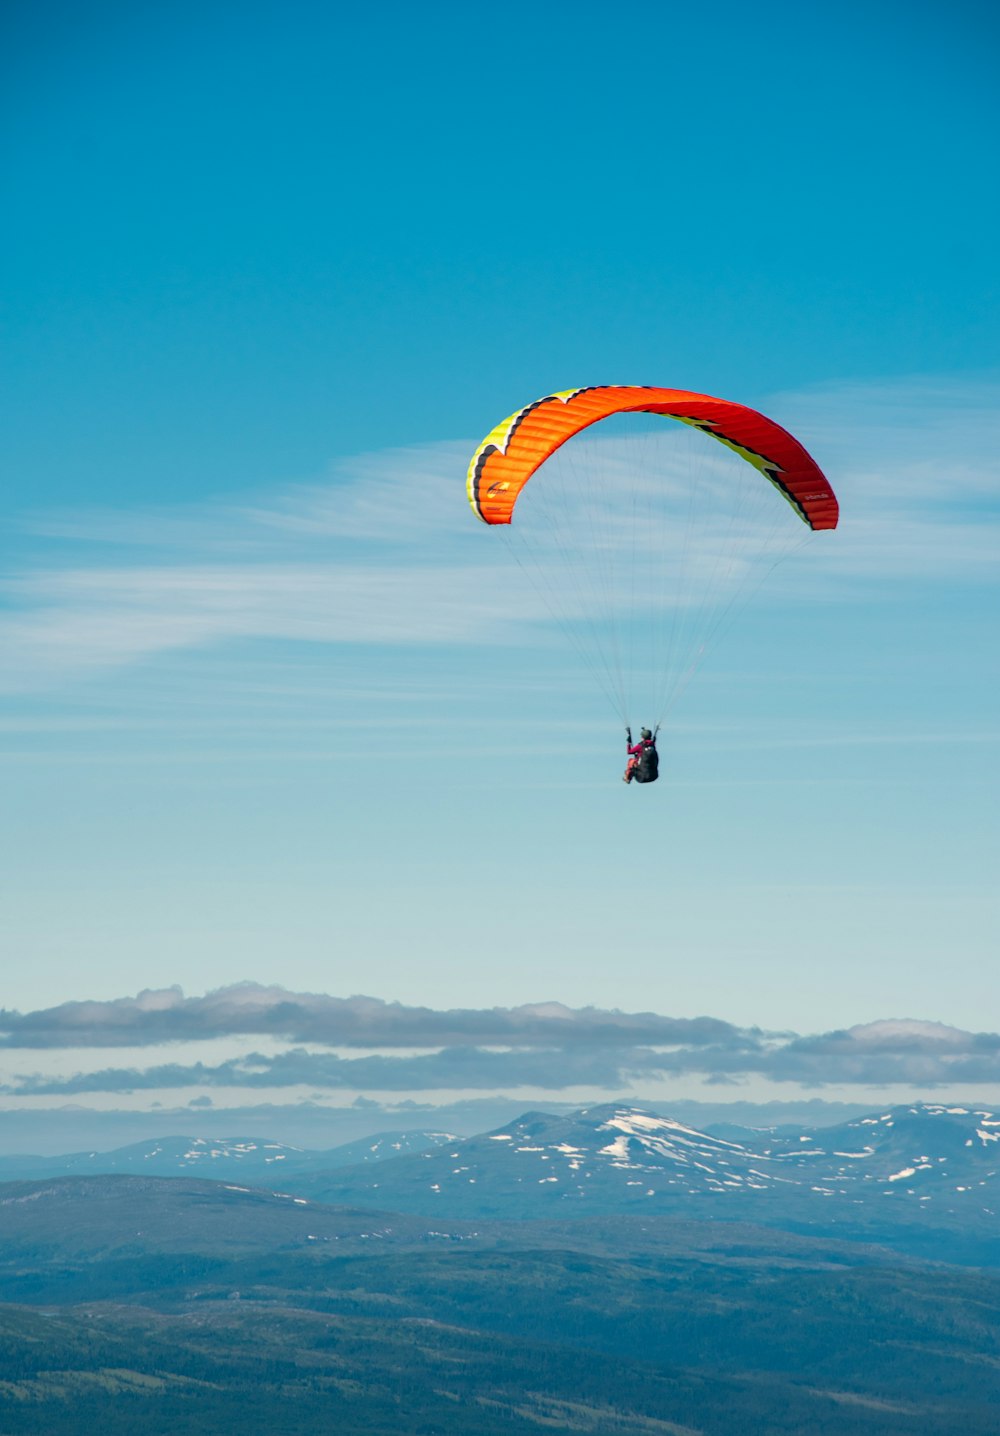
[1,1,998,1132]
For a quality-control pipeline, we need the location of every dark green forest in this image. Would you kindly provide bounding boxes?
[1,1176,998,1433]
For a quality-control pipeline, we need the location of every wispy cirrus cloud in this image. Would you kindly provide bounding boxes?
[0,559,532,692]
[768,375,1000,501]
[2,377,997,694]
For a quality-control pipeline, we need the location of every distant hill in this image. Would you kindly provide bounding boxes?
[0,1173,469,1261]
[0,1128,455,1183]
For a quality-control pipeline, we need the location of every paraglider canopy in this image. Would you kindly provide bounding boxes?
[468,384,838,530]
[467,384,838,729]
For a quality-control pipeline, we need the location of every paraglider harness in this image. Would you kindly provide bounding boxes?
[624,726,659,785]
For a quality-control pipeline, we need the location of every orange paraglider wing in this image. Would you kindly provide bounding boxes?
[467,385,838,531]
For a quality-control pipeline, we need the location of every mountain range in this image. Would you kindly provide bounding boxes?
[2,1100,999,1434]
[2,1100,997,1263]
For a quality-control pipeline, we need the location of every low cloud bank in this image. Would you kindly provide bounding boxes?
[0,984,745,1051]
[1,986,997,1093]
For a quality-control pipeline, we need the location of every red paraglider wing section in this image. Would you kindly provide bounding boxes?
[467,385,838,531]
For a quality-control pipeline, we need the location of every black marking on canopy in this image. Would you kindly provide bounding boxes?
[671,416,810,526]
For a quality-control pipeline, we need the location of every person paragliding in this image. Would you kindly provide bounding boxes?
[624,727,659,785]
[467,384,838,789]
